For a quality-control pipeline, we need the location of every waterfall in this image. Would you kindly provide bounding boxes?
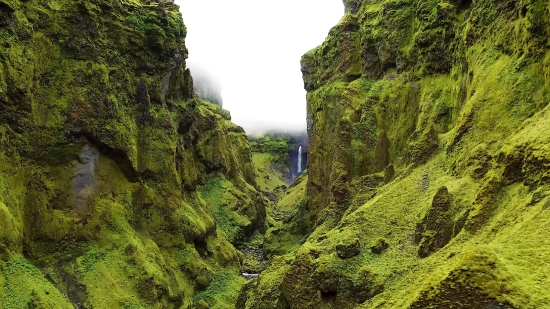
[297,146,302,174]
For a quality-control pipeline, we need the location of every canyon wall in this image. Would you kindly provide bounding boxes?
[239,0,550,307]
[0,1,266,307]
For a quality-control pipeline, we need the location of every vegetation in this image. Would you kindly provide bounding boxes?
[0,1,264,308]
[252,153,287,194]
[239,0,550,307]
[1,0,550,308]
[249,135,293,199]
[264,173,312,257]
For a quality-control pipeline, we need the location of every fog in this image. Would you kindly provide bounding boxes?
[187,62,223,107]
[175,0,344,135]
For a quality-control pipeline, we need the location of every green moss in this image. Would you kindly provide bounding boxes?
[199,176,262,245]
[265,174,311,257]
[0,1,267,307]
[170,201,214,240]
[193,269,246,309]
[0,271,4,308]
[0,202,22,260]
[252,153,287,193]
[236,255,294,309]
[3,0,550,307]
[0,1,265,308]
[246,84,550,308]
[2,257,73,309]
[235,0,550,305]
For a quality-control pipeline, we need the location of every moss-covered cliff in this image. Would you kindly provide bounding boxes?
[0,1,267,308]
[238,0,550,308]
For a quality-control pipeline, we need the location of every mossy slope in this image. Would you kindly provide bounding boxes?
[239,0,550,307]
[0,1,266,308]
[249,135,292,195]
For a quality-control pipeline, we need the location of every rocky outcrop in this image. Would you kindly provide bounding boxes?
[72,144,100,215]
[414,186,465,258]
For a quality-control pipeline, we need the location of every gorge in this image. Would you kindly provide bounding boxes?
[1,0,550,309]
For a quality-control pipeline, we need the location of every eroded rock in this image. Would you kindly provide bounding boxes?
[415,186,455,257]
[72,144,99,215]
[336,237,361,259]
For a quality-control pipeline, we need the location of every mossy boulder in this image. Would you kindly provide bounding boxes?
[410,248,516,308]
[335,237,361,259]
[236,256,293,309]
[350,266,384,304]
[370,239,389,255]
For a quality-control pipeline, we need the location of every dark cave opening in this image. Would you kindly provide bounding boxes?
[194,238,209,257]
[320,290,338,302]
[458,0,472,11]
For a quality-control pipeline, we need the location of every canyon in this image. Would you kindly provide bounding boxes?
[1,0,550,308]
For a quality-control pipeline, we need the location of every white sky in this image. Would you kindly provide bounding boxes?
[175,0,344,135]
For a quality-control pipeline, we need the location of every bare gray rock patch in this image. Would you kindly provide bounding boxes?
[72,144,99,215]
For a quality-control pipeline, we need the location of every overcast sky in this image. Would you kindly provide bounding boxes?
[175,0,344,135]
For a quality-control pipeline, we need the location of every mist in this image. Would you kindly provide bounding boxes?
[187,61,223,107]
[175,0,343,135]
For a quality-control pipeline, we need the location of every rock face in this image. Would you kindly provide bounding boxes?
[72,144,100,215]
[414,186,467,258]
[0,0,266,308]
[238,0,550,308]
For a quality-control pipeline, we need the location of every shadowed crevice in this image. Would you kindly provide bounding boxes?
[74,132,139,183]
